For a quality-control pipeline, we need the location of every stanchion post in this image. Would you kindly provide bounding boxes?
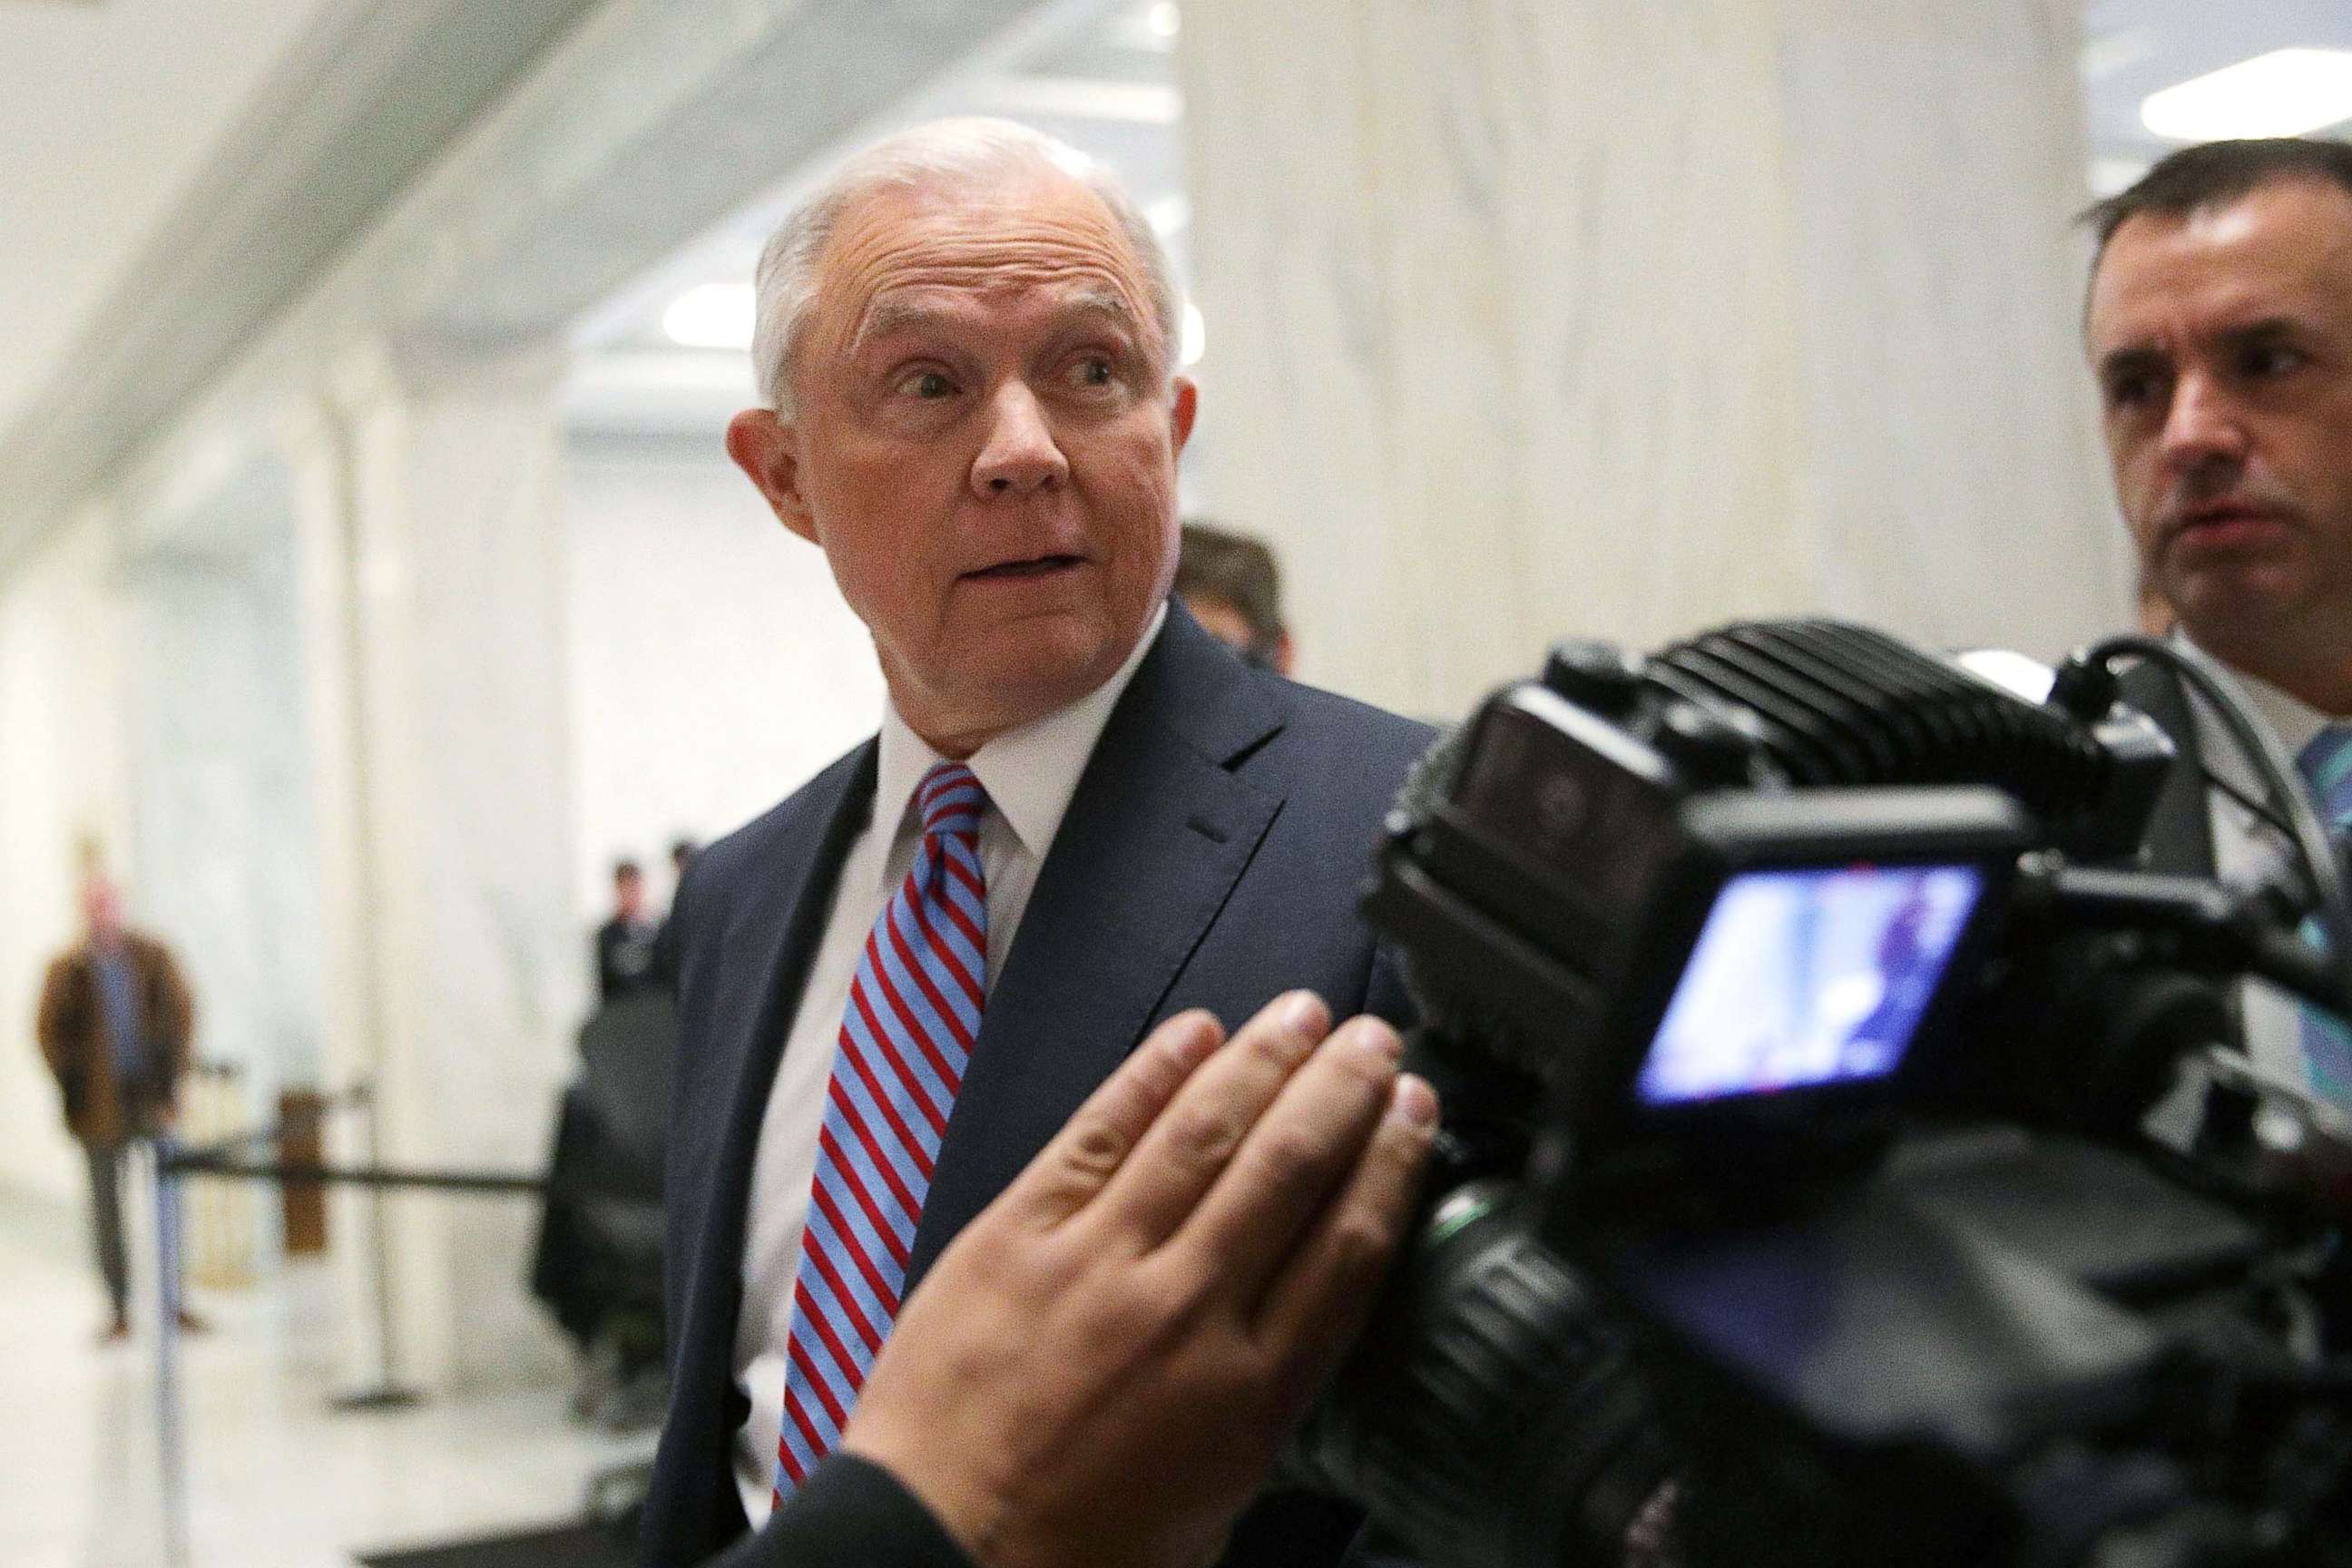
[152,1138,191,1568]
[330,1080,423,1412]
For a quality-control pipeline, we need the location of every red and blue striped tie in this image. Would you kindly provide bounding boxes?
[775,760,988,1502]
[2298,727,2352,1103]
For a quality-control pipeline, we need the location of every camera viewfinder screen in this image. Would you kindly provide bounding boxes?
[1635,864,1985,1106]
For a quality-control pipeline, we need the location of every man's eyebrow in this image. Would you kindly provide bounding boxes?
[847,287,1147,359]
[1060,288,1143,335]
[2218,314,2301,344]
[848,296,958,358]
[2095,343,2167,381]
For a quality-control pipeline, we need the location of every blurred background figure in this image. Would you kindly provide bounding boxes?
[35,872,201,1344]
[1176,520,1295,676]
[595,858,662,1004]
[545,846,678,1438]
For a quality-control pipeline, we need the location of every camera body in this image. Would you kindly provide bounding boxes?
[1298,622,2352,1568]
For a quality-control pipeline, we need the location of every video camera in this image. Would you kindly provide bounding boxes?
[1294,619,2352,1568]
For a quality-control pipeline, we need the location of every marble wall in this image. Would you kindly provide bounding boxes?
[282,338,585,1393]
[123,463,328,1109]
[113,467,330,1271]
[1178,0,2133,721]
[563,433,884,921]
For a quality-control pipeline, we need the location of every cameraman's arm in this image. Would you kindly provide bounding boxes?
[718,992,1437,1568]
[710,1450,971,1568]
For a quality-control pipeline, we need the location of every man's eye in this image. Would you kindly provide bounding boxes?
[2104,374,2157,411]
[2241,343,2304,379]
[1068,356,1115,389]
[898,369,956,399]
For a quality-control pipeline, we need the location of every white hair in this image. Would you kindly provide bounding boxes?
[749,117,1183,418]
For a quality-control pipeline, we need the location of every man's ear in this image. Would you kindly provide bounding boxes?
[1170,376,1199,456]
[726,408,819,545]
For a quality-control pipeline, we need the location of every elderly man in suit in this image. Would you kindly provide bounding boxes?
[2082,138,2352,1102]
[642,118,1434,1568]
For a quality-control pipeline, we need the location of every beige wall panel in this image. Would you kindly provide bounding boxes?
[1181,0,2126,721]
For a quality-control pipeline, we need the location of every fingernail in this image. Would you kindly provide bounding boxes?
[1169,1011,1222,1065]
[1348,1019,1404,1062]
[1279,990,1328,1035]
[1389,1074,1439,1129]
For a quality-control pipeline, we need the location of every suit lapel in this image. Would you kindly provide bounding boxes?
[906,609,1289,1289]
[2120,662,2218,876]
[675,742,877,1410]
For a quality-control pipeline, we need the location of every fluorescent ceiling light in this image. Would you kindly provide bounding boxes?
[2141,48,2352,142]
[1181,301,1206,368]
[662,283,755,350]
[1149,2,1180,39]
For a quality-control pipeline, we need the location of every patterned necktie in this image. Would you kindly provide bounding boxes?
[2295,725,2352,1102]
[775,761,988,1501]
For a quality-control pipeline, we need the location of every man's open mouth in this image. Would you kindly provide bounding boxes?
[965,554,1083,580]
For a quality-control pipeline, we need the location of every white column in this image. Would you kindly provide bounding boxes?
[1178,0,2130,719]
[286,336,583,1393]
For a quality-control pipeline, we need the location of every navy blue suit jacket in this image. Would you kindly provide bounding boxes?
[642,605,1436,1567]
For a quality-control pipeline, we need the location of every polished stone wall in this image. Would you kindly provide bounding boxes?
[284,338,583,1393]
[562,434,883,923]
[1179,0,2132,720]
[124,465,328,1108]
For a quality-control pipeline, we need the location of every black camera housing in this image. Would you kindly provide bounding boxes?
[1298,622,2352,1568]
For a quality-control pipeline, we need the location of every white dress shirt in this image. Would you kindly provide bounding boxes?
[2180,645,2332,1088]
[731,603,1167,1523]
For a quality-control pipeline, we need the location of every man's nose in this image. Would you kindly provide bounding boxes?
[970,384,1070,497]
[2160,371,2250,479]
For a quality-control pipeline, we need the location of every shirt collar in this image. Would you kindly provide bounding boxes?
[2179,628,2332,786]
[870,601,1169,873]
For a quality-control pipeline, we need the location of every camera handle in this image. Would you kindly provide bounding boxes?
[2018,859,2350,1022]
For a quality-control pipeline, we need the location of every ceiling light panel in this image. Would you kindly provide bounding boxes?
[662,283,754,351]
[2141,48,2352,142]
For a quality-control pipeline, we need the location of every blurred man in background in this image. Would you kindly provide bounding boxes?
[2083,136,2352,1099]
[35,873,199,1342]
[597,858,662,1004]
[1175,520,1295,676]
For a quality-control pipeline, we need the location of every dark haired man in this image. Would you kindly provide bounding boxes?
[1176,521,1295,676]
[2082,136,2352,1099]
[597,859,662,1004]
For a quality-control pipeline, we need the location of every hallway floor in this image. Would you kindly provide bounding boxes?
[0,1189,652,1568]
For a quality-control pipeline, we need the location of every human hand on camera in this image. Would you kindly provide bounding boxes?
[840,992,1438,1568]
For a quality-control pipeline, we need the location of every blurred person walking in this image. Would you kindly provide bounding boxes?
[35,874,201,1342]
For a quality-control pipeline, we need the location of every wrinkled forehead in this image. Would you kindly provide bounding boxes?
[811,172,1162,359]
[2089,181,2352,348]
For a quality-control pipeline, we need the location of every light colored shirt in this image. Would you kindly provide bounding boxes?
[731,603,1167,1523]
[2180,643,2334,1088]
[93,947,144,1079]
